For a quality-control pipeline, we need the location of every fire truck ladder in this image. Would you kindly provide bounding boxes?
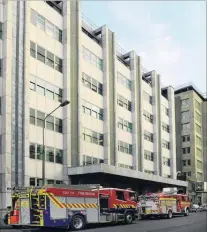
[30,189,41,225]
[42,184,102,190]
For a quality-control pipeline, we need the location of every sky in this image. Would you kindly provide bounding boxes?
[81,0,206,94]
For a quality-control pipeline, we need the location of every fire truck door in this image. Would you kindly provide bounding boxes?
[19,198,30,225]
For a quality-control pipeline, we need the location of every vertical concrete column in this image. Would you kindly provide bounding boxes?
[23,1,31,186]
[130,52,142,171]
[68,0,81,169]
[102,26,116,165]
[168,86,176,179]
[0,0,13,215]
[151,72,162,176]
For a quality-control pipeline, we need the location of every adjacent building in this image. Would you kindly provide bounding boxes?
[175,84,207,203]
[0,0,187,213]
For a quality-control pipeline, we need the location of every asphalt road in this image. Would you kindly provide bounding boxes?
[1,212,206,232]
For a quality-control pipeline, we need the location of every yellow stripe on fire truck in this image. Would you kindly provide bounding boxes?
[65,203,98,209]
[113,204,136,209]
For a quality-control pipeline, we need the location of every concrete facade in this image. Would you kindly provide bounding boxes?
[0,1,181,213]
[175,85,207,203]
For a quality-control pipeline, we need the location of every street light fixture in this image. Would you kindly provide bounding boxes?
[42,100,70,185]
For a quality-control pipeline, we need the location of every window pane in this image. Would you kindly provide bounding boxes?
[37,111,45,127]
[37,46,45,63]
[46,21,54,36]
[30,82,36,91]
[37,14,45,30]
[56,149,63,164]
[46,51,54,68]
[46,147,54,162]
[46,115,54,130]
[46,89,54,100]
[37,145,43,160]
[30,108,35,125]
[30,143,36,159]
[30,178,36,186]
[55,118,62,133]
[30,41,36,58]
[36,85,45,95]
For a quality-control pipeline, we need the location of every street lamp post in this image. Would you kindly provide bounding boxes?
[42,100,70,185]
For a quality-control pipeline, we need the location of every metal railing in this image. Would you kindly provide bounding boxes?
[81,13,98,31]
[175,82,206,99]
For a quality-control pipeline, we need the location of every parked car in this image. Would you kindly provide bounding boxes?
[190,204,203,213]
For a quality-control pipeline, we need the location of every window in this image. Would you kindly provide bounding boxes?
[145,170,155,175]
[54,27,62,42]
[82,46,103,71]
[54,87,63,102]
[117,94,131,111]
[182,123,190,130]
[37,111,45,128]
[37,46,45,63]
[55,118,62,133]
[30,82,36,91]
[143,91,152,105]
[82,100,103,121]
[195,112,201,123]
[195,100,201,111]
[118,141,132,155]
[30,108,36,125]
[56,149,63,164]
[163,157,170,166]
[117,72,131,90]
[29,143,36,159]
[83,128,103,146]
[162,140,170,150]
[46,89,54,100]
[82,73,103,96]
[144,131,153,142]
[196,136,202,146]
[0,22,3,39]
[30,41,62,73]
[181,111,190,119]
[30,178,36,186]
[143,111,153,123]
[182,147,190,154]
[37,14,45,30]
[30,41,36,58]
[46,115,54,131]
[181,99,189,107]
[144,150,154,161]
[46,20,54,37]
[82,155,101,166]
[117,117,132,133]
[116,191,125,201]
[182,159,191,166]
[47,180,55,184]
[55,57,62,73]
[162,122,170,133]
[37,144,43,160]
[118,163,133,170]
[36,85,45,95]
[56,180,63,184]
[162,105,169,116]
[182,135,190,142]
[37,178,43,186]
[46,147,54,162]
[197,172,203,181]
[30,76,62,103]
[196,124,201,134]
[46,51,54,68]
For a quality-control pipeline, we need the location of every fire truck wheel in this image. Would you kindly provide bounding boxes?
[70,214,86,231]
[167,210,173,219]
[184,208,189,216]
[125,212,133,224]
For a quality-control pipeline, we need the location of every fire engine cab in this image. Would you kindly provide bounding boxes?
[138,190,191,219]
[8,184,138,231]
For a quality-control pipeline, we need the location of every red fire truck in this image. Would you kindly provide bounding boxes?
[8,184,138,230]
[138,190,191,219]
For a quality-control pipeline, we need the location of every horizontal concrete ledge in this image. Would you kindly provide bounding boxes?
[68,164,188,187]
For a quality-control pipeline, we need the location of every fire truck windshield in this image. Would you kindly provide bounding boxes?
[129,192,136,201]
